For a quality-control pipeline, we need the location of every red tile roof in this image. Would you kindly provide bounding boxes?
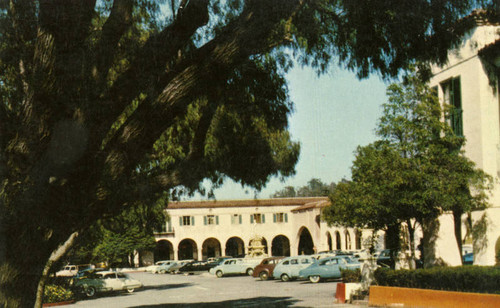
[167,197,329,210]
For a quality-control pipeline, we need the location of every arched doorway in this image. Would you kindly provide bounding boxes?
[154,240,173,262]
[355,229,362,250]
[225,237,245,257]
[271,235,290,256]
[298,227,314,255]
[202,238,221,260]
[345,230,352,250]
[248,237,268,255]
[326,232,332,251]
[178,239,198,260]
[335,231,341,250]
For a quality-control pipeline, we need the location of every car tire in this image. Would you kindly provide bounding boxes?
[281,274,290,282]
[126,287,135,293]
[159,269,166,274]
[309,275,321,283]
[216,270,223,278]
[246,268,254,276]
[85,286,96,298]
[259,271,269,281]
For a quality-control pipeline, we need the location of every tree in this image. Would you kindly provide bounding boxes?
[271,178,336,197]
[0,1,493,306]
[324,69,491,268]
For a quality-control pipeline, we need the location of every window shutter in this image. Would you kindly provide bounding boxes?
[191,216,195,226]
[250,215,254,224]
[179,217,183,226]
[273,214,276,223]
[239,215,242,224]
[204,216,207,225]
[285,213,288,223]
[216,216,219,225]
[262,214,265,223]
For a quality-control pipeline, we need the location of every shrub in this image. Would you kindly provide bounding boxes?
[374,266,500,294]
[341,268,361,283]
[43,284,74,304]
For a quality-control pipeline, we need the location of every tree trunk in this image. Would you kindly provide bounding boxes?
[453,209,464,265]
[406,219,416,270]
[385,223,401,269]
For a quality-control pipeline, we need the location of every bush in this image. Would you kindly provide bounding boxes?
[341,268,361,283]
[43,284,74,304]
[374,266,500,294]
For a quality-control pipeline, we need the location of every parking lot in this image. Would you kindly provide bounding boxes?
[72,271,359,307]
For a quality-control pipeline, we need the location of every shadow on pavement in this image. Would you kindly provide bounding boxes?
[129,296,300,307]
[139,283,193,292]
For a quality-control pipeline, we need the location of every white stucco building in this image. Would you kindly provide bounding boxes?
[148,197,375,264]
[429,11,500,266]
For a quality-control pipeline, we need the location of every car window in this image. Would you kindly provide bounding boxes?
[117,273,126,278]
[282,260,289,265]
[104,273,116,279]
[263,260,269,265]
[301,259,309,264]
[224,260,230,265]
[291,259,298,265]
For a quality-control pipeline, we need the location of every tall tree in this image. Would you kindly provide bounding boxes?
[324,69,491,268]
[0,1,493,306]
[271,178,336,197]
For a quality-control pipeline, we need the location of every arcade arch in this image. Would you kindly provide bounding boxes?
[248,237,268,255]
[355,229,362,250]
[298,227,314,255]
[226,237,245,257]
[335,231,341,250]
[271,235,290,257]
[202,238,221,259]
[345,230,352,250]
[326,232,332,251]
[178,238,198,260]
[154,240,173,262]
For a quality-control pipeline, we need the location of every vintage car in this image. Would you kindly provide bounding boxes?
[157,260,194,274]
[74,271,142,297]
[145,260,172,273]
[298,256,361,283]
[251,257,284,280]
[56,264,92,277]
[209,258,260,278]
[178,261,218,274]
[272,256,317,282]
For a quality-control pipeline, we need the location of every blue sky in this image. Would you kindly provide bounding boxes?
[193,65,389,200]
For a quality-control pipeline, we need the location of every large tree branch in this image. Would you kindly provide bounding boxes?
[94,0,134,85]
[89,0,209,148]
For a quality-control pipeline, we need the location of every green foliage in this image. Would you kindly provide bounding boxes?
[271,178,336,198]
[374,266,500,294]
[43,285,74,304]
[341,268,361,283]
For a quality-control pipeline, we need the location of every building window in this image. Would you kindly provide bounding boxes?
[273,213,288,223]
[231,214,242,224]
[204,215,219,225]
[441,76,463,136]
[250,213,265,224]
[155,217,173,233]
[179,216,194,226]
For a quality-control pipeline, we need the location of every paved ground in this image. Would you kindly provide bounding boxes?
[71,271,364,307]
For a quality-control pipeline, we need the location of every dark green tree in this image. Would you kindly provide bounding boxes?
[324,69,491,268]
[271,178,336,197]
[0,1,494,306]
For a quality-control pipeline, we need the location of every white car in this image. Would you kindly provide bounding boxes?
[272,256,317,282]
[56,264,92,277]
[74,271,143,297]
[209,258,259,277]
[145,260,171,273]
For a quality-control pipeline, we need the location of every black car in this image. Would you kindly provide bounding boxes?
[178,261,218,274]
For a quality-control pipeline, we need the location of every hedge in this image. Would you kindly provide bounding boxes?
[43,284,74,304]
[374,266,500,294]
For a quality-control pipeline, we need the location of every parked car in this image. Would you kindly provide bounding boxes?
[376,249,394,268]
[209,258,259,278]
[56,264,92,277]
[272,256,317,282]
[299,256,361,283]
[159,260,194,274]
[252,257,284,280]
[179,261,218,274]
[151,261,177,274]
[73,271,142,297]
[145,260,172,273]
